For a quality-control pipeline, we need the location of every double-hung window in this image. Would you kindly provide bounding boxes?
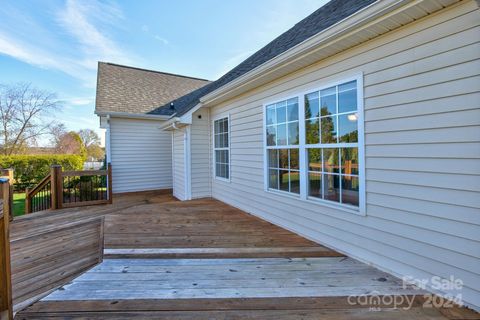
[214,117,230,180]
[264,76,364,214]
[266,97,300,194]
[305,80,360,207]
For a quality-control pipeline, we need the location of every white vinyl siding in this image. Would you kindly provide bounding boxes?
[172,127,186,200]
[210,1,480,310]
[191,109,212,198]
[109,118,172,193]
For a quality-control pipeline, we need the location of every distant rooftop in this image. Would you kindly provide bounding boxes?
[95,62,210,115]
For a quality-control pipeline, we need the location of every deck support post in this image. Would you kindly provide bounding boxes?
[0,178,13,320]
[107,163,113,204]
[50,165,63,210]
[0,170,13,221]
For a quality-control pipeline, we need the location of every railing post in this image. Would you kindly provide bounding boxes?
[50,165,63,210]
[0,178,13,320]
[107,163,113,204]
[0,169,13,221]
[25,188,31,214]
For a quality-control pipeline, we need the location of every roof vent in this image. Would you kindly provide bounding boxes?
[170,102,175,110]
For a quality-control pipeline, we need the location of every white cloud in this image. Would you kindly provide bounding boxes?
[0,0,137,87]
[56,0,136,72]
[154,35,169,45]
[62,97,95,106]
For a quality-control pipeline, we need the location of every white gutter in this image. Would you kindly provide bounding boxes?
[198,0,415,106]
[159,117,183,131]
[95,111,171,120]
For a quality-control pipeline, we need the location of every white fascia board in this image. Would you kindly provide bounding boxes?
[95,111,171,120]
[199,0,416,106]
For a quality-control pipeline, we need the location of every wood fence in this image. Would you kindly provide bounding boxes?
[25,164,112,214]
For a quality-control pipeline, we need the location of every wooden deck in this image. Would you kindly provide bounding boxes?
[11,191,480,319]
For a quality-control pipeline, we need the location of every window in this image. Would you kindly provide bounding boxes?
[264,76,364,214]
[214,117,230,180]
[266,98,300,194]
[306,80,360,207]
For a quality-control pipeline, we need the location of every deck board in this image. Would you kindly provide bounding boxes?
[11,191,480,319]
[43,257,420,301]
[11,191,337,257]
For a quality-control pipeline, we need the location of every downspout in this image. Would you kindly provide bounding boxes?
[184,126,192,200]
[105,115,111,164]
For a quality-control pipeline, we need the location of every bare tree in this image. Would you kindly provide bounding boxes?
[49,122,67,148]
[55,131,86,157]
[0,83,60,155]
[78,129,100,148]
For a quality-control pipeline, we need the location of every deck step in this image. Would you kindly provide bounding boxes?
[104,247,344,259]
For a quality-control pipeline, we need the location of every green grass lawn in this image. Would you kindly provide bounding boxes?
[13,192,25,217]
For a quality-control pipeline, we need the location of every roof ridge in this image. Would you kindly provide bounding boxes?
[99,62,211,82]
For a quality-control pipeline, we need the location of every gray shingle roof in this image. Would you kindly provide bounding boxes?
[95,62,210,115]
[150,0,376,117]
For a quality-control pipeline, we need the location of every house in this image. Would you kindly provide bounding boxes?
[95,0,480,311]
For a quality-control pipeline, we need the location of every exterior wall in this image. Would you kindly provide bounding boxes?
[109,118,172,193]
[172,127,187,200]
[209,2,480,309]
[190,108,212,198]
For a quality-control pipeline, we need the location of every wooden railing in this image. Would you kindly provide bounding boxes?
[25,163,112,214]
[25,174,52,213]
[0,176,13,319]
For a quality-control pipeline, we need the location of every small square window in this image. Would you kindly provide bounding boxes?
[308,149,321,172]
[287,100,299,122]
[266,125,276,146]
[341,148,358,175]
[321,116,337,144]
[305,92,319,119]
[305,118,320,144]
[276,102,287,123]
[288,122,299,145]
[338,113,358,143]
[277,123,287,145]
[338,81,357,113]
[320,86,336,116]
[323,148,339,174]
[308,172,322,198]
[341,175,359,206]
[269,169,279,189]
[323,174,340,203]
[290,171,300,194]
[279,149,289,169]
[279,170,290,192]
[266,105,276,125]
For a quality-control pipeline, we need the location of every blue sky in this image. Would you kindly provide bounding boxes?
[0,0,327,146]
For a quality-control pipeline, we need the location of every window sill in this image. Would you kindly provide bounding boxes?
[265,188,301,200]
[214,176,231,183]
[306,196,365,216]
[265,188,365,216]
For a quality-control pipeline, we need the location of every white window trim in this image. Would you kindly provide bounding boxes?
[262,73,366,216]
[212,113,231,182]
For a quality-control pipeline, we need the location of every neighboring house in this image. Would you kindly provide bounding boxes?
[95,63,210,193]
[95,0,480,311]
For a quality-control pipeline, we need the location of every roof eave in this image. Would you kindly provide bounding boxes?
[95,111,171,120]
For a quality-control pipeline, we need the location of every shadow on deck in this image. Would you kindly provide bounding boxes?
[11,191,479,319]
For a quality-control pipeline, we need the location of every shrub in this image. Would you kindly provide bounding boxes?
[0,154,84,191]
